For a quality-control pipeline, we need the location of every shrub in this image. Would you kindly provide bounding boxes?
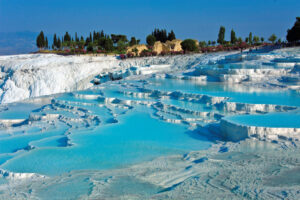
[151,51,157,56]
[238,42,248,49]
[120,54,126,59]
[181,39,198,52]
[126,52,134,58]
[216,45,224,51]
[87,43,93,52]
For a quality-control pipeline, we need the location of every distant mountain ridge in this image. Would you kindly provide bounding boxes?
[0,31,38,55]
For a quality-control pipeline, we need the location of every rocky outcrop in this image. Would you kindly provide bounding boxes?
[153,41,169,55]
[165,39,183,51]
[220,118,300,142]
[153,40,183,54]
[126,44,148,56]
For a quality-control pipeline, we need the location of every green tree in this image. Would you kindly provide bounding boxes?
[87,42,94,52]
[181,39,198,52]
[85,35,91,47]
[238,37,243,43]
[57,38,61,49]
[230,29,237,44]
[286,17,300,42]
[152,29,168,42]
[100,30,104,38]
[261,37,265,43]
[78,39,85,49]
[75,32,79,42]
[146,35,156,46]
[97,37,106,48]
[53,34,58,49]
[64,32,71,42]
[268,34,277,44]
[129,37,137,46]
[103,38,113,51]
[45,37,48,49]
[89,32,92,42]
[217,26,225,44]
[253,36,260,44]
[199,41,207,48]
[249,32,253,44]
[277,38,282,44]
[117,40,128,53]
[36,31,45,49]
[111,34,128,44]
[168,30,176,41]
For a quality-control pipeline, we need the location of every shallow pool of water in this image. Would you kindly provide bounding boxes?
[225,111,300,128]
[2,108,211,176]
[147,78,300,107]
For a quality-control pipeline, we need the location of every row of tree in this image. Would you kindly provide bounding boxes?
[144,29,176,46]
[217,26,278,45]
[36,17,300,53]
[36,29,176,52]
[36,30,143,53]
[151,29,176,43]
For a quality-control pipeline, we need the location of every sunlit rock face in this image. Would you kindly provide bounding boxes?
[0,47,299,199]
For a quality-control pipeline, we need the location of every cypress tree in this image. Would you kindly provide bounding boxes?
[57,37,61,49]
[230,29,237,44]
[45,37,48,49]
[64,32,71,42]
[168,30,176,41]
[129,37,137,46]
[75,32,79,42]
[93,31,97,42]
[53,34,57,49]
[36,31,45,49]
[217,26,225,45]
[152,28,169,43]
[103,37,113,51]
[249,32,253,44]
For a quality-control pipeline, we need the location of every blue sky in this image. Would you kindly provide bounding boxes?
[0,0,299,41]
